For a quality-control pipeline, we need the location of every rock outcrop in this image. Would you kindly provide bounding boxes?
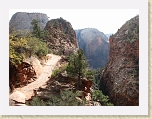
[44,17,78,56]
[31,71,93,98]
[9,91,26,106]
[100,15,139,105]
[9,62,37,91]
[75,28,109,69]
[9,12,49,33]
[23,56,44,78]
[27,61,94,105]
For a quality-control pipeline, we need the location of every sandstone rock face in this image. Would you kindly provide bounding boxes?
[75,28,109,69]
[24,56,44,78]
[100,15,139,106]
[9,56,47,92]
[9,91,26,104]
[9,62,37,90]
[44,17,78,56]
[29,70,93,105]
[9,12,49,33]
[17,62,37,84]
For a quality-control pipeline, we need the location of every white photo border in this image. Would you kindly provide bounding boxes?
[0,0,148,115]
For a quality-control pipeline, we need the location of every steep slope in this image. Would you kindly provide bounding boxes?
[44,17,78,56]
[9,54,61,105]
[75,28,109,69]
[100,15,139,106]
[9,12,49,33]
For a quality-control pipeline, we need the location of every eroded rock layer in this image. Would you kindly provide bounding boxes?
[100,15,139,106]
[44,17,78,56]
[9,62,37,91]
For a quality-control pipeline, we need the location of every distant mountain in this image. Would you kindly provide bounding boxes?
[9,12,49,33]
[105,33,113,40]
[75,28,109,69]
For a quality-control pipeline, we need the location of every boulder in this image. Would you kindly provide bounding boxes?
[24,56,43,77]
[93,101,101,106]
[85,93,92,102]
[9,91,26,104]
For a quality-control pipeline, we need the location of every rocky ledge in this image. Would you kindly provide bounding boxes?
[100,15,139,106]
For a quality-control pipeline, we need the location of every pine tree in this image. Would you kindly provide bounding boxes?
[31,19,43,39]
[66,49,88,89]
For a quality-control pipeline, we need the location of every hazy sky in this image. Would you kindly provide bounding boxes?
[9,9,139,34]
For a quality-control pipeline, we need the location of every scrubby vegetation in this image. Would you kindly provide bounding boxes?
[9,32,49,67]
[26,49,113,106]
[9,19,49,67]
[9,32,27,67]
[27,88,113,106]
[51,64,67,78]
[10,18,114,106]
[27,89,86,106]
[92,90,113,106]
[9,19,49,89]
[93,68,104,88]
[121,15,139,43]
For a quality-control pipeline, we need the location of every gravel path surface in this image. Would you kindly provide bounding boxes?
[14,54,61,100]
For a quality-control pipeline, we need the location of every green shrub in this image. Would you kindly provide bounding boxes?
[35,41,48,58]
[26,36,48,58]
[92,90,114,106]
[27,89,86,106]
[51,68,62,78]
[85,70,94,81]
[9,34,28,67]
[94,68,104,88]
[9,32,49,67]
[26,97,46,106]
[47,89,85,106]
[51,64,67,78]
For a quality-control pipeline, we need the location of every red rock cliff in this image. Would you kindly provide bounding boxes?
[100,15,139,106]
[44,17,78,56]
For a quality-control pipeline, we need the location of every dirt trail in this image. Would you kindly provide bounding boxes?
[15,54,61,100]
